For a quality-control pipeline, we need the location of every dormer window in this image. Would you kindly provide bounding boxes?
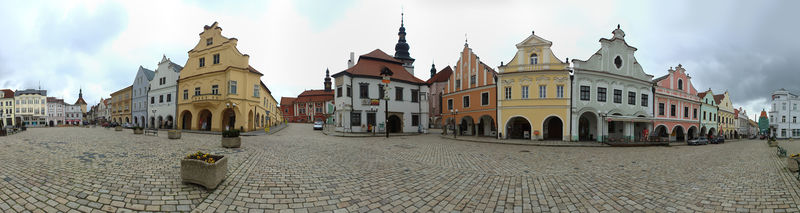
[614,56,622,69]
[677,79,683,90]
[530,53,538,65]
[206,38,213,46]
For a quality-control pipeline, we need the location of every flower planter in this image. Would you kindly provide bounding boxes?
[788,157,800,172]
[181,155,227,189]
[768,140,778,147]
[133,129,143,134]
[221,137,241,148]
[168,130,181,139]
[115,126,123,131]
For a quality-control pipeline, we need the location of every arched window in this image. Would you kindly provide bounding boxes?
[677,79,683,90]
[530,53,538,65]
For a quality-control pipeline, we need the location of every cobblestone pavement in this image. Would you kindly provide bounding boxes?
[1,125,800,212]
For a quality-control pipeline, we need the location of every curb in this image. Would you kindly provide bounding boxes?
[438,135,610,147]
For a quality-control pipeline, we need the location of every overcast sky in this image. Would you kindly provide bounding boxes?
[1,0,797,119]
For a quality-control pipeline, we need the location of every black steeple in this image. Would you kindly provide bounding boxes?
[324,68,332,91]
[430,63,436,78]
[394,13,413,61]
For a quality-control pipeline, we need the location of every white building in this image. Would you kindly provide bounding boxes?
[46,97,65,126]
[132,66,155,127]
[768,88,800,139]
[1,89,15,128]
[65,104,83,125]
[14,89,47,127]
[148,55,182,129]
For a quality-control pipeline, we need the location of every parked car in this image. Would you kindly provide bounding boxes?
[710,137,725,144]
[688,137,709,145]
[313,121,323,130]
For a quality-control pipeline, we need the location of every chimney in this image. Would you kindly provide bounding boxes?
[347,52,355,68]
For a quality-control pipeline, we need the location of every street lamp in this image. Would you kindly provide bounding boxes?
[151,109,156,129]
[380,67,393,138]
[452,109,458,139]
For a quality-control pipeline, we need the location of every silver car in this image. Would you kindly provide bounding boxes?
[313,121,323,130]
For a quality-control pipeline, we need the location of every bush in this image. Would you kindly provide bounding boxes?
[186,151,219,164]
[222,129,240,138]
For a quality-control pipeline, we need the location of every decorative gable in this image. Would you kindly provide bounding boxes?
[573,25,652,82]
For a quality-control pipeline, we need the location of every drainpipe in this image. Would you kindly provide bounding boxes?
[569,69,574,142]
[418,84,422,133]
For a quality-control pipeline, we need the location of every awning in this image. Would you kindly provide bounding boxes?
[605,115,653,123]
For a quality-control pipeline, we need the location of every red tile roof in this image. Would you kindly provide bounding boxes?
[697,91,709,99]
[713,94,724,104]
[1,89,13,98]
[295,90,333,103]
[75,97,87,105]
[426,66,453,84]
[332,49,426,84]
[280,97,296,106]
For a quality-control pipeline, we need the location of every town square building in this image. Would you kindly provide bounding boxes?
[176,22,281,132]
[148,55,183,129]
[132,66,155,127]
[0,89,15,127]
[759,109,770,136]
[426,64,452,129]
[442,43,497,137]
[698,89,718,138]
[652,64,700,142]
[46,97,65,126]
[735,107,752,138]
[65,103,83,125]
[281,70,334,123]
[14,89,48,127]
[571,26,654,142]
[280,97,295,122]
[768,88,800,139]
[110,86,132,125]
[715,91,735,139]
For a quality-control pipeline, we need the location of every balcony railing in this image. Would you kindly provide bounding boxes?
[502,63,558,72]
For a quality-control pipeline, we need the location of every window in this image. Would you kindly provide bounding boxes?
[213,54,220,64]
[359,83,369,99]
[677,79,683,90]
[151,97,155,104]
[206,38,213,46]
[782,129,787,137]
[481,92,489,105]
[521,86,529,99]
[228,81,237,94]
[167,94,171,102]
[455,79,461,89]
[463,96,470,108]
[505,87,512,100]
[470,75,476,86]
[159,95,164,103]
[350,112,361,126]
[412,114,420,126]
[580,86,590,101]
[378,85,384,99]
[447,99,453,110]
[658,103,665,116]
[641,94,648,107]
[684,106,689,118]
[794,116,797,123]
[337,87,342,97]
[530,53,538,65]
[212,85,219,95]
[614,56,622,69]
[693,108,697,119]
[194,87,201,96]
[411,89,419,103]
[539,85,546,98]
[199,58,205,67]
[556,85,564,98]
[597,87,607,102]
[613,89,622,103]
[628,92,636,105]
[395,87,403,101]
[783,116,786,123]
[183,90,188,100]
[346,86,351,97]
[253,85,260,97]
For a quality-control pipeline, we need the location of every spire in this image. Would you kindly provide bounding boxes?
[612,24,626,40]
[394,12,412,61]
[324,68,332,92]
[430,62,436,78]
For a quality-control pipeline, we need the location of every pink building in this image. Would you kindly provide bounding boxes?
[652,65,701,142]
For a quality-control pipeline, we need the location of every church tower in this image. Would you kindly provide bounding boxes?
[394,13,415,75]
[324,69,332,91]
[75,88,87,114]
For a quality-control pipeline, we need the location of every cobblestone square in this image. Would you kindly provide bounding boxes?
[2,125,800,212]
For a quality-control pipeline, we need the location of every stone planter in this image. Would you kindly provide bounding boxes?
[788,157,800,172]
[168,130,181,139]
[221,137,241,148]
[133,129,143,134]
[768,140,778,147]
[115,126,123,131]
[181,155,228,189]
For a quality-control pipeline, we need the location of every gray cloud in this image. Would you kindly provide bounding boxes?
[37,2,128,53]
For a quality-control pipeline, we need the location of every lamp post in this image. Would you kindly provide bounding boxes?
[452,109,458,139]
[380,67,393,138]
[151,109,156,129]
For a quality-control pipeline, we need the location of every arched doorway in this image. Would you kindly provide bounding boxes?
[734,131,739,139]
[181,111,192,130]
[578,112,598,141]
[460,116,475,136]
[125,117,129,124]
[222,108,236,131]
[477,115,496,137]
[700,126,707,138]
[672,125,685,142]
[506,116,531,139]
[654,125,669,141]
[49,121,54,127]
[140,116,145,128]
[387,115,402,133]
[157,116,164,129]
[166,116,174,129]
[543,116,563,140]
[688,126,698,140]
[150,117,155,128]
[134,117,139,126]
[248,110,254,131]
[198,109,212,131]
[708,128,716,138]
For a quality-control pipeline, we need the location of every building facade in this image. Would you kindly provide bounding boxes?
[149,55,183,129]
[1,89,14,128]
[111,86,132,125]
[571,26,653,142]
[698,89,718,138]
[759,109,769,136]
[768,88,800,139]
[442,43,497,137]
[280,97,295,122]
[177,22,280,132]
[65,103,83,125]
[735,107,752,138]
[652,64,700,142]
[14,89,47,127]
[132,66,155,127]
[282,70,335,123]
[46,97,65,126]
[426,65,452,129]
[74,89,87,114]
[715,91,735,139]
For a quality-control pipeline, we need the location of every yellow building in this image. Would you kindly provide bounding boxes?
[497,31,570,140]
[110,86,132,124]
[715,91,735,139]
[176,22,281,132]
